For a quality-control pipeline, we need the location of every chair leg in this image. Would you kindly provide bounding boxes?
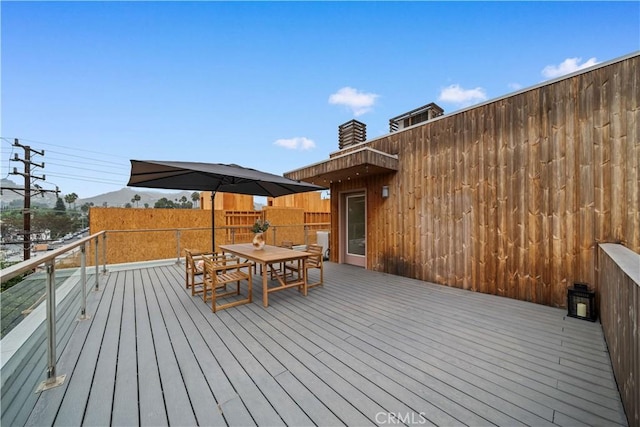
[202,280,208,302]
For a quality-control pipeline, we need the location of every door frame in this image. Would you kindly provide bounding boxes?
[339,190,366,267]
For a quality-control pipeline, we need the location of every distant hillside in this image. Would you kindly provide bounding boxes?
[1,178,59,207]
[0,179,198,208]
[1,180,265,210]
[78,188,197,208]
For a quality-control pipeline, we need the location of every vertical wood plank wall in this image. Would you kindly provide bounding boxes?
[330,54,639,308]
[598,244,639,427]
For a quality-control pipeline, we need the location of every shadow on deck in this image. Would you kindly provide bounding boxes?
[4,261,628,426]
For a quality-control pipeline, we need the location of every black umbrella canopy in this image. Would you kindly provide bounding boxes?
[127,160,327,253]
[127,160,325,196]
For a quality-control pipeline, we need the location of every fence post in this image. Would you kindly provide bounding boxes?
[304,225,309,246]
[78,243,90,320]
[101,233,108,275]
[94,236,100,291]
[176,229,181,264]
[271,226,277,246]
[36,261,66,392]
[231,228,235,244]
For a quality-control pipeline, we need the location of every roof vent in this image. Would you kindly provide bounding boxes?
[338,119,367,149]
[389,102,444,132]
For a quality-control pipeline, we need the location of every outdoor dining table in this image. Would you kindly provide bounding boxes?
[218,243,311,307]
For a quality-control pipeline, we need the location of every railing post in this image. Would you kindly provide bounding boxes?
[176,229,181,264]
[94,236,100,291]
[271,226,277,246]
[231,228,236,244]
[36,261,66,392]
[101,233,108,275]
[304,225,309,246]
[78,243,90,321]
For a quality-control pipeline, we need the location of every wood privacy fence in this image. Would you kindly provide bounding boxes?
[598,244,639,427]
[328,53,639,308]
[88,207,330,265]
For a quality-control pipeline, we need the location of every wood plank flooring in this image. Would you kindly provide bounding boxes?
[19,261,627,426]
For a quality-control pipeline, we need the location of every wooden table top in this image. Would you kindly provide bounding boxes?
[219,243,311,263]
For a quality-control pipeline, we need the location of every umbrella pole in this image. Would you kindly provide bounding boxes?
[211,191,216,253]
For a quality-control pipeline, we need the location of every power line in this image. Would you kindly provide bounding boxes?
[34,157,128,175]
[45,172,125,185]
[1,137,129,161]
[1,136,132,192]
[42,150,128,167]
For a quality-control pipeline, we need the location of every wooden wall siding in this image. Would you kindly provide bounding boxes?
[598,244,639,427]
[200,192,254,211]
[329,54,639,308]
[304,211,331,225]
[267,192,331,212]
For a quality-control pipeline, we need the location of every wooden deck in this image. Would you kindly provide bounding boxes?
[17,261,627,426]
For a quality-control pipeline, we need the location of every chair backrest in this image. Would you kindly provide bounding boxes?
[306,244,323,267]
[187,249,223,273]
[185,249,196,270]
[203,255,212,269]
[203,256,219,283]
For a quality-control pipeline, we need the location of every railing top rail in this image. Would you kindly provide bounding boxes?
[105,227,212,233]
[599,243,640,285]
[103,223,330,233]
[0,231,106,284]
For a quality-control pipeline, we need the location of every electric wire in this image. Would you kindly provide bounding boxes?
[1,136,132,193]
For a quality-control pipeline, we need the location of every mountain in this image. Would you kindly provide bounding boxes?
[0,179,197,208]
[1,178,59,207]
[1,181,265,209]
[78,188,197,207]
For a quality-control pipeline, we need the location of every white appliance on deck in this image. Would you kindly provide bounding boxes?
[316,231,330,260]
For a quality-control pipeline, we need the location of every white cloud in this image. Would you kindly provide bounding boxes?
[438,84,487,107]
[328,86,379,116]
[541,57,599,79]
[508,82,523,91]
[274,137,316,150]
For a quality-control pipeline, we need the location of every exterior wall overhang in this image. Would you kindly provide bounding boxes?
[284,147,398,185]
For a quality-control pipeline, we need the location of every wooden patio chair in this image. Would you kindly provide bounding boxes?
[285,243,324,288]
[184,249,219,296]
[269,241,294,280]
[202,256,253,312]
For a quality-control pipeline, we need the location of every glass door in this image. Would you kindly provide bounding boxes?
[344,193,365,267]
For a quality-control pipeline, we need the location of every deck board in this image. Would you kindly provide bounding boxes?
[134,268,168,426]
[83,269,124,426]
[52,272,116,426]
[332,269,619,391]
[144,267,198,427]
[157,266,283,426]
[112,270,139,425]
[265,300,495,427]
[152,265,231,427]
[18,261,628,427]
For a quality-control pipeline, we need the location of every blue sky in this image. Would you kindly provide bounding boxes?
[2,1,638,199]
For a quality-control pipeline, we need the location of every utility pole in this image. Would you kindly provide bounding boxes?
[9,138,59,261]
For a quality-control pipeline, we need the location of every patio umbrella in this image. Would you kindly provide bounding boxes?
[127,160,326,251]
